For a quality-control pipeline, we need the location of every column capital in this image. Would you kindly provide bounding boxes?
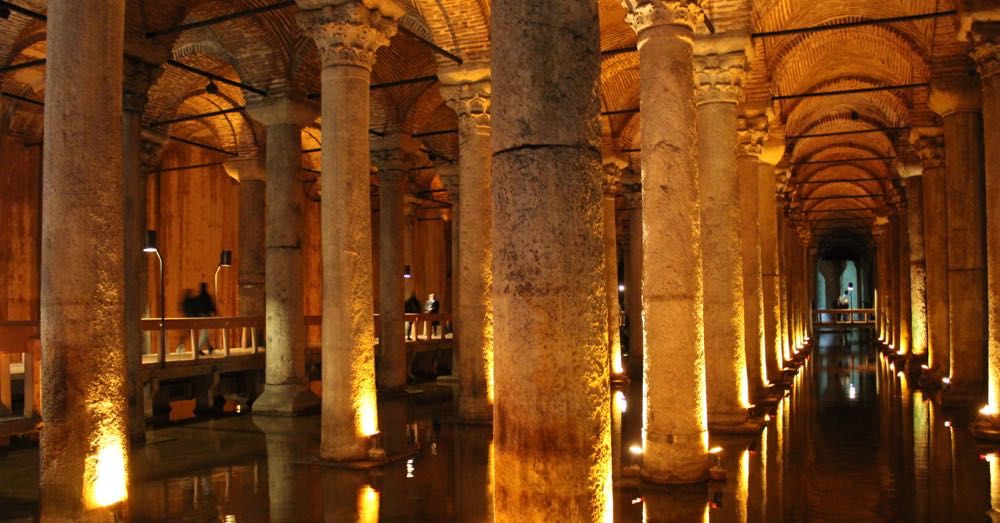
[296,1,401,71]
[624,190,642,208]
[623,0,704,35]
[439,66,491,132]
[929,78,982,117]
[970,22,1000,80]
[372,133,421,176]
[246,95,318,127]
[437,162,460,197]
[602,163,624,195]
[123,56,162,114]
[224,157,267,182]
[693,33,751,106]
[737,114,769,158]
[909,127,945,170]
[141,130,169,172]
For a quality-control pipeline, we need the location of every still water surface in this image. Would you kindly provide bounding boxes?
[0,329,996,521]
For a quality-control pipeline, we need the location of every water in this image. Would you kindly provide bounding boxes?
[1,330,997,521]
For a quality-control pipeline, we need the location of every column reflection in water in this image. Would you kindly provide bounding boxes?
[254,417,322,523]
[928,394,954,520]
[990,450,1000,522]
[913,391,930,523]
[454,424,494,522]
[322,469,379,523]
[952,421,990,521]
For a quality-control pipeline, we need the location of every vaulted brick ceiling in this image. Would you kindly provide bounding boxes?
[0,0,980,241]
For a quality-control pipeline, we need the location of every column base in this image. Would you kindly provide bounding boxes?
[971,414,1000,441]
[939,381,986,407]
[457,399,493,424]
[708,412,766,435]
[640,456,710,485]
[252,385,320,416]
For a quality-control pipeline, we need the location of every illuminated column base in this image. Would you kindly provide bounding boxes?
[626,0,710,484]
[297,2,402,459]
[40,0,130,519]
[492,1,612,519]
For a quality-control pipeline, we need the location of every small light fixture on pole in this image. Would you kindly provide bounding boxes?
[215,249,232,314]
[144,230,166,366]
[403,264,412,279]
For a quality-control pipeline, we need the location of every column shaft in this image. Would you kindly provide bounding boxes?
[917,134,949,372]
[627,1,709,482]
[239,179,266,317]
[250,110,319,416]
[492,1,611,519]
[603,188,623,376]
[627,198,643,363]
[440,74,494,422]
[737,117,767,400]
[377,169,407,390]
[759,164,782,382]
[939,98,987,400]
[906,176,928,356]
[41,0,130,518]
[898,208,912,355]
[695,50,749,428]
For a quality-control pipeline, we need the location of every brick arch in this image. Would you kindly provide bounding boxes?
[409,0,491,62]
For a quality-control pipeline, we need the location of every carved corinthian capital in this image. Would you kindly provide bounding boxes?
[440,79,491,133]
[737,114,769,158]
[297,2,400,70]
[693,50,747,105]
[909,127,945,170]
[970,23,1000,80]
[623,0,704,35]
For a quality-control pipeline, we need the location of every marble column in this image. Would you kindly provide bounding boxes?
[694,37,753,430]
[602,162,624,377]
[222,158,267,320]
[626,193,644,363]
[898,205,912,355]
[929,79,987,404]
[737,114,768,400]
[439,66,494,422]
[903,175,928,357]
[492,1,611,520]
[625,0,709,483]
[41,0,130,519]
[777,199,792,363]
[759,163,782,383]
[404,196,417,299]
[298,0,400,460]
[971,25,1000,421]
[123,57,160,444]
[373,144,409,391]
[246,96,320,416]
[911,129,949,374]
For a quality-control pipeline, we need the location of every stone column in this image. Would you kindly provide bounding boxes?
[777,200,791,363]
[971,25,1000,419]
[439,66,494,422]
[246,97,320,416]
[759,164,782,383]
[929,79,987,404]
[123,57,160,444]
[439,164,460,378]
[625,0,709,483]
[911,129,949,374]
[694,37,753,430]
[222,158,267,320]
[903,174,928,357]
[737,114,768,401]
[297,0,400,460]
[626,192,644,363]
[223,160,267,322]
[492,1,611,520]
[602,162,625,377]
[41,1,129,519]
[403,196,417,299]
[897,205,912,355]
[373,144,409,391]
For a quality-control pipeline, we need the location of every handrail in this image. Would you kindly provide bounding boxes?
[814,308,876,325]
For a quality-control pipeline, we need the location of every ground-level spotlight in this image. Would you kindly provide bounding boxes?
[942,377,951,385]
[981,404,999,417]
[618,283,625,292]
[629,444,644,455]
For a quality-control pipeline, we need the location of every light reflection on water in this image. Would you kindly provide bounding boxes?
[2,329,1000,521]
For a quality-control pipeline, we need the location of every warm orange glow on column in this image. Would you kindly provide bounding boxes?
[740,364,751,409]
[485,322,495,404]
[85,429,128,508]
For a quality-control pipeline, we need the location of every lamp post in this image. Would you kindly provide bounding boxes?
[144,230,165,366]
[214,249,232,314]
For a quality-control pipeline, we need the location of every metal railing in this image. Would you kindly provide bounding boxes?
[814,308,876,325]
[139,316,264,365]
